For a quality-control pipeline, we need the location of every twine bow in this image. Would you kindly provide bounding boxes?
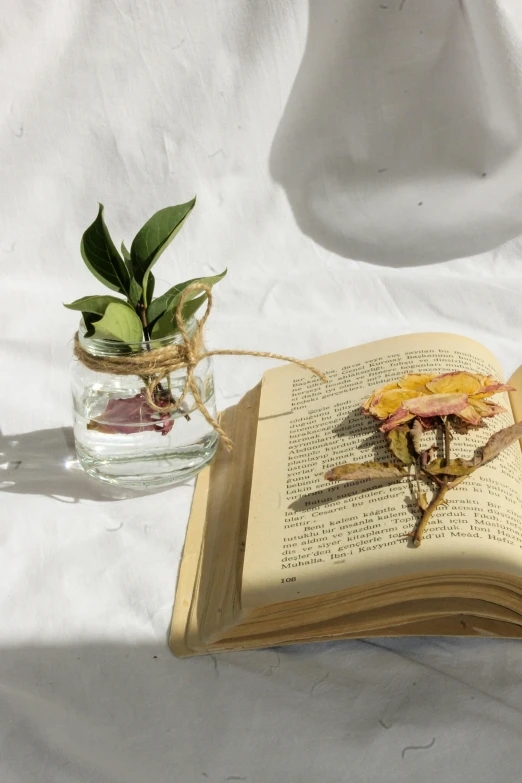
[73,282,327,451]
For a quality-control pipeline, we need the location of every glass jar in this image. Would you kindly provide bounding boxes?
[70,318,218,488]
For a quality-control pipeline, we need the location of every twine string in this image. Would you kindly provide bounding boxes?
[73,283,327,451]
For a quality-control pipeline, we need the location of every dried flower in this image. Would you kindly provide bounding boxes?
[363,371,513,432]
[326,370,520,546]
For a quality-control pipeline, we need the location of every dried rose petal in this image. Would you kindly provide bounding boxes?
[417,417,437,430]
[471,383,515,400]
[426,372,482,396]
[397,373,436,392]
[402,393,468,417]
[380,405,415,432]
[88,391,174,436]
[469,399,507,418]
[455,405,483,426]
[477,374,504,389]
[369,389,421,419]
[362,382,400,413]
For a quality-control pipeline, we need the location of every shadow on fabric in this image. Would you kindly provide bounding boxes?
[270,0,522,267]
[0,427,179,502]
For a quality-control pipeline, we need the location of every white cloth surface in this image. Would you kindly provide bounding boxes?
[3,0,522,780]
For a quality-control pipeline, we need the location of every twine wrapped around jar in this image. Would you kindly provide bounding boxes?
[73,283,327,451]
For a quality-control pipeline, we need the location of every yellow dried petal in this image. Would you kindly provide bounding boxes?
[380,408,415,432]
[362,382,399,413]
[397,373,436,392]
[456,405,483,426]
[471,382,514,399]
[469,398,493,416]
[378,381,401,392]
[370,389,420,419]
[478,375,497,387]
[426,372,481,396]
[469,398,506,417]
[403,393,468,416]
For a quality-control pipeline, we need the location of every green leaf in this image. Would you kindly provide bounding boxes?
[180,293,208,322]
[92,302,143,343]
[150,293,207,339]
[120,241,142,304]
[121,240,144,307]
[64,294,127,317]
[130,197,196,291]
[121,241,131,261]
[425,458,476,477]
[146,272,155,304]
[80,205,130,295]
[147,270,227,326]
[128,278,143,307]
[82,312,99,338]
[324,462,407,482]
[386,425,415,465]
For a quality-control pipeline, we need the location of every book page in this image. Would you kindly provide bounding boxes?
[508,365,522,426]
[241,333,522,610]
[170,385,262,655]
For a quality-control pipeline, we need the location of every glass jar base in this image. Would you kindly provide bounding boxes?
[75,432,218,489]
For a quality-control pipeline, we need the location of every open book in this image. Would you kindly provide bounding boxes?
[169,333,522,656]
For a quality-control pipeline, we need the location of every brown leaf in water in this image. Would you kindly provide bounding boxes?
[87,391,174,436]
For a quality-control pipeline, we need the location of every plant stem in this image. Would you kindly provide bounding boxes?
[412,417,451,547]
[413,462,423,508]
[135,300,157,408]
[138,303,151,342]
[412,478,449,546]
[136,301,190,421]
[442,417,450,468]
[164,374,190,420]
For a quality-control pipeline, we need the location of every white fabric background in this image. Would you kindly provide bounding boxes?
[3,1,522,780]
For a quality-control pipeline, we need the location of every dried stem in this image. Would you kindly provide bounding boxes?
[413,461,428,511]
[412,477,449,547]
[443,416,451,466]
[412,417,451,547]
[414,462,421,503]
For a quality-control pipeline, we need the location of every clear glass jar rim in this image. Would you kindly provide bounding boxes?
[78,316,198,356]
